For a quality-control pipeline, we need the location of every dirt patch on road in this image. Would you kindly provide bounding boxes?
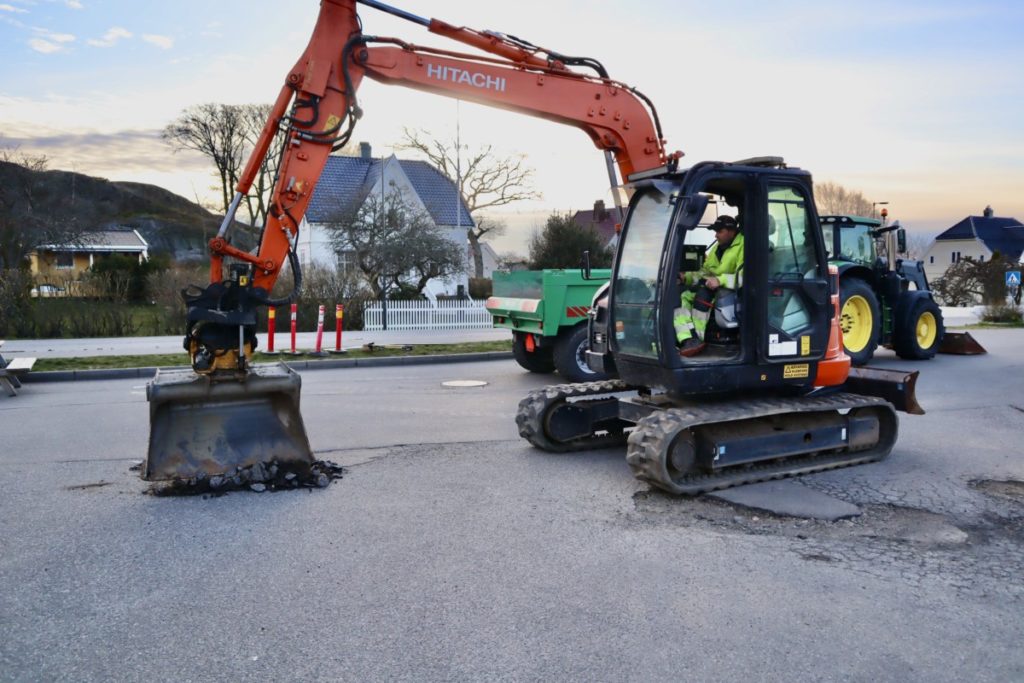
[971,479,1024,505]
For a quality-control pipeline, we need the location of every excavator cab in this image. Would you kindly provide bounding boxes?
[588,158,836,397]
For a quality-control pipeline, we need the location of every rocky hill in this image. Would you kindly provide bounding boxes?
[0,161,257,261]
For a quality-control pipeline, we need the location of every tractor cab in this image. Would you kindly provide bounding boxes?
[588,158,837,399]
[821,215,882,268]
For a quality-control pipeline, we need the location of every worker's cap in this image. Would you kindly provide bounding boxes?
[708,215,739,232]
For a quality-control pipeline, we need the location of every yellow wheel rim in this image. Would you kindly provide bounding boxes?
[916,311,937,348]
[840,295,872,352]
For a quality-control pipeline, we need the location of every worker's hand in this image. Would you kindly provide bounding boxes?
[706,276,720,290]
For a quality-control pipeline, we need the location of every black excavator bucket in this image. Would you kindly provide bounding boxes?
[938,331,987,355]
[145,363,313,483]
[841,366,924,415]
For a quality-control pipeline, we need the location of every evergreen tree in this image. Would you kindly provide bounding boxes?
[528,212,613,270]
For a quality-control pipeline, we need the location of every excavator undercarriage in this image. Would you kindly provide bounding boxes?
[517,369,919,495]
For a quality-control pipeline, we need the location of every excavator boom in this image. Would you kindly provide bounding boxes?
[145,0,673,488]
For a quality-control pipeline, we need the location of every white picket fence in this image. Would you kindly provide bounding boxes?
[363,299,493,331]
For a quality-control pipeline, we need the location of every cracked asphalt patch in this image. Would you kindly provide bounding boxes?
[629,477,1024,601]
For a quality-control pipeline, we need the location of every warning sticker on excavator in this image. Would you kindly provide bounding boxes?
[324,115,341,133]
[768,334,797,356]
[783,363,810,379]
[801,335,810,356]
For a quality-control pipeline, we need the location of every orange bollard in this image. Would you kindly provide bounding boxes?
[265,306,278,354]
[312,304,327,356]
[286,303,300,355]
[330,303,347,354]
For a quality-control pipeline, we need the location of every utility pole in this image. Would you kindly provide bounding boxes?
[380,153,388,331]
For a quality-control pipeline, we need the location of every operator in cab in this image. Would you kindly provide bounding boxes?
[674,214,745,357]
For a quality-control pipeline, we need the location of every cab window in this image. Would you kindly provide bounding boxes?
[768,186,819,277]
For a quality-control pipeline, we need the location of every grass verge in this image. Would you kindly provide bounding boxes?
[35,340,513,372]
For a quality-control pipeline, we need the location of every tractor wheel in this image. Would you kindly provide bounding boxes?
[839,277,881,366]
[512,332,555,373]
[554,324,610,383]
[894,298,944,360]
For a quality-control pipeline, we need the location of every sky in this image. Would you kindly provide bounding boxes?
[2,0,1023,255]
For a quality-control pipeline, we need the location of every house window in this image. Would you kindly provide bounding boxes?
[929,256,934,264]
[55,251,74,269]
[337,250,357,275]
[979,255,985,262]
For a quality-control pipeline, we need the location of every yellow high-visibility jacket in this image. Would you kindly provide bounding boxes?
[685,233,745,290]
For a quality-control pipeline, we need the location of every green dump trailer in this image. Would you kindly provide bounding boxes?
[486,269,611,382]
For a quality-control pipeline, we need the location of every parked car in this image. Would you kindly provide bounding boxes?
[30,283,66,298]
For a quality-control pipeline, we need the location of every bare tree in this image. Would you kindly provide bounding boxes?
[903,231,935,260]
[399,128,540,278]
[496,250,528,270]
[931,254,1019,306]
[814,181,875,216]
[323,187,464,298]
[163,104,245,215]
[238,103,285,228]
[164,103,288,227]
[0,145,87,270]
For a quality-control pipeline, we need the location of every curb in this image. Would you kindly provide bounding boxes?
[21,351,514,384]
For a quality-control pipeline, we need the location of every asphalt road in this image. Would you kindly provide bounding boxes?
[1,329,1022,681]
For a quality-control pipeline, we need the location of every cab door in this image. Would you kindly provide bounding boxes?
[760,182,831,372]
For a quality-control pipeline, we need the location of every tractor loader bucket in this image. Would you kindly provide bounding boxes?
[938,331,987,355]
[145,363,313,482]
[841,366,925,415]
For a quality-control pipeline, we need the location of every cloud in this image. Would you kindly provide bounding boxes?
[0,3,28,13]
[142,33,173,50]
[2,125,209,175]
[65,0,83,8]
[35,28,75,42]
[87,26,131,48]
[29,38,62,53]
[27,27,75,53]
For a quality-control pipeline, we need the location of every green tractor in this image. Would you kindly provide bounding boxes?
[823,215,946,365]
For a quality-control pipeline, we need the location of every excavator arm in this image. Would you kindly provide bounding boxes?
[208,0,672,301]
[149,0,676,488]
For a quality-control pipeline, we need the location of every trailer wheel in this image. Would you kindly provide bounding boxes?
[839,277,881,366]
[893,298,944,360]
[512,332,555,373]
[554,324,609,383]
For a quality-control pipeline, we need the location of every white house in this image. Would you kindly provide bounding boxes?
[476,241,500,279]
[297,143,475,297]
[924,205,1024,283]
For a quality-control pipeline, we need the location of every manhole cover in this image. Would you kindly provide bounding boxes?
[442,380,488,388]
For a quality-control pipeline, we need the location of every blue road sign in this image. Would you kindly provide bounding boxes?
[1007,271,1021,287]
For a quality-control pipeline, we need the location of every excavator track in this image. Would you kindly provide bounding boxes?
[516,379,636,452]
[517,383,898,495]
[626,393,897,495]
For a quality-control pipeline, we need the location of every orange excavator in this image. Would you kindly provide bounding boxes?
[145,0,922,494]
